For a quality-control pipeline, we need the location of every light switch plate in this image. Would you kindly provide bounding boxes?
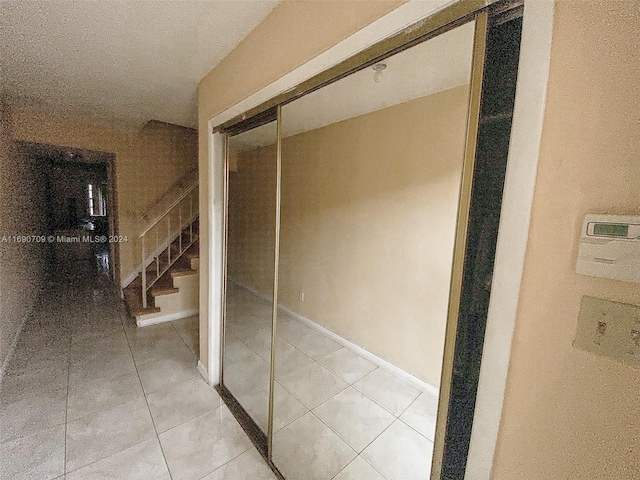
[574,296,640,367]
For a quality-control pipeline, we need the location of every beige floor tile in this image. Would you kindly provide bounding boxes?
[313,386,395,452]
[318,347,377,384]
[237,381,308,434]
[69,330,130,362]
[0,362,69,405]
[0,387,67,442]
[276,318,315,343]
[361,420,433,480]
[159,405,252,480]
[272,412,356,480]
[66,397,156,472]
[223,352,270,397]
[65,438,170,480]
[399,392,438,441]
[333,456,387,480]
[171,316,199,354]
[137,348,197,394]
[223,337,256,366]
[240,327,280,360]
[278,362,348,409]
[202,448,276,480]
[147,376,222,433]
[129,334,194,367]
[290,331,341,359]
[68,351,137,387]
[0,424,65,480]
[271,341,314,376]
[354,368,421,416]
[67,372,144,421]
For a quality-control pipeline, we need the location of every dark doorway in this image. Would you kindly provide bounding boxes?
[18,142,119,280]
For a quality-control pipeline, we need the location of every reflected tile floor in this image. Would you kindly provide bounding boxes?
[0,265,274,480]
[224,283,439,480]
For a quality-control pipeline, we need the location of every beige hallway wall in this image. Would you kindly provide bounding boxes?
[10,110,198,284]
[492,1,640,478]
[0,103,50,368]
[228,85,468,385]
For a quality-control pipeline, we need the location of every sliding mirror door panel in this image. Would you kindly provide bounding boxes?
[222,120,277,440]
[271,20,476,480]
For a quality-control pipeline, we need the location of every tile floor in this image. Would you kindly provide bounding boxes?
[223,283,439,480]
[0,266,276,480]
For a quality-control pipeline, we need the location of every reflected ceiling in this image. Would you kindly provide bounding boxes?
[233,21,474,151]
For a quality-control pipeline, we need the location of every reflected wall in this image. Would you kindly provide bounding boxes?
[222,121,277,437]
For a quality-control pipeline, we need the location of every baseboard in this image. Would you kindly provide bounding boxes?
[136,308,199,327]
[197,360,210,384]
[231,279,439,397]
[0,311,29,382]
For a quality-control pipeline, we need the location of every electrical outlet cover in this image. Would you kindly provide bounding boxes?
[574,296,640,367]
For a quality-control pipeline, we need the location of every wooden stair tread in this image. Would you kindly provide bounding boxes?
[123,219,199,320]
[171,268,197,277]
[151,287,179,297]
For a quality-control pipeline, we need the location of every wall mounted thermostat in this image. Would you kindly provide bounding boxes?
[576,214,640,284]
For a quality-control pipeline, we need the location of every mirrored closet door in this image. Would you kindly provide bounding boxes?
[221,118,278,442]
[216,2,524,479]
[270,19,476,480]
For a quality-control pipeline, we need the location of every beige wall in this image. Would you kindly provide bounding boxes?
[227,86,468,385]
[10,110,198,283]
[492,1,640,478]
[0,103,50,368]
[198,0,406,371]
[227,144,277,295]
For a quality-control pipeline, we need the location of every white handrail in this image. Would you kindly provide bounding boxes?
[139,185,199,309]
[133,167,197,226]
[139,182,197,238]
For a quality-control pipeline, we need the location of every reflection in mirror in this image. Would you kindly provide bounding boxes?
[270,21,475,480]
[222,120,277,436]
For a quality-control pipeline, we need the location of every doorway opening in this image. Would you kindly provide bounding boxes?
[17,142,120,282]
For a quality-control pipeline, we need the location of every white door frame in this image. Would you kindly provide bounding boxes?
[203,0,554,477]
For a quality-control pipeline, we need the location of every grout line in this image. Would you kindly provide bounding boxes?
[396,415,434,443]
[168,318,198,358]
[63,436,158,477]
[308,408,359,453]
[122,313,174,480]
[329,453,390,480]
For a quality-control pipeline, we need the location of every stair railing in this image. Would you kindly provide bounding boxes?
[138,182,199,308]
[133,166,198,228]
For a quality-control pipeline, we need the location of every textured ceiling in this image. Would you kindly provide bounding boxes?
[0,0,279,129]
[231,21,475,150]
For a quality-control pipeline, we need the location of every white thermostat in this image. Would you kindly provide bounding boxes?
[576,214,640,284]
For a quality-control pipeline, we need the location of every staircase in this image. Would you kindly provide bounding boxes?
[123,174,199,327]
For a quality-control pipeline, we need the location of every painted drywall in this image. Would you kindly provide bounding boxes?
[228,86,468,385]
[227,144,277,296]
[0,102,50,370]
[10,111,198,284]
[491,1,640,478]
